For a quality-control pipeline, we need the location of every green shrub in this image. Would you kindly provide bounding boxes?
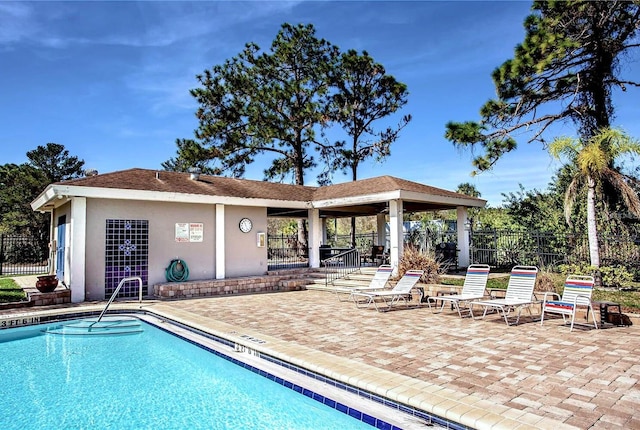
[599,266,634,289]
[558,263,633,289]
[397,246,440,283]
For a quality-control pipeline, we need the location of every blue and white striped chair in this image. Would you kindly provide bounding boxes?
[540,275,597,331]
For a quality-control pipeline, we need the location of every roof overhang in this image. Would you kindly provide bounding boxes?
[31,184,311,212]
[308,190,485,218]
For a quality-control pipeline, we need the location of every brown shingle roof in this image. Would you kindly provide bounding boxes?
[54,168,484,205]
[58,168,315,202]
[312,175,473,201]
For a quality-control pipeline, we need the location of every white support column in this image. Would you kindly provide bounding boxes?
[457,206,470,268]
[69,197,86,303]
[308,208,321,268]
[215,204,225,279]
[321,218,327,245]
[376,214,386,247]
[388,199,404,274]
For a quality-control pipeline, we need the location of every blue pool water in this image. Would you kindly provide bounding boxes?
[0,318,378,430]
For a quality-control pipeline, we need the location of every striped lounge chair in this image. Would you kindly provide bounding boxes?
[332,264,393,302]
[471,266,539,325]
[351,269,424,312]
[427,264,490,318]
[540,275,597,331]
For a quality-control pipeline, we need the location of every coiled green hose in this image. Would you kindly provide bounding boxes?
[165,259,190,282]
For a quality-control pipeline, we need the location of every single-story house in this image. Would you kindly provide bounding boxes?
[31,168,486,303]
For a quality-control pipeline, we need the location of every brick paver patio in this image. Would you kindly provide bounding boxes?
[162,290,640,429]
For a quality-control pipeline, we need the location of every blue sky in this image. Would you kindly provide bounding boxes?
[2,1,639,207]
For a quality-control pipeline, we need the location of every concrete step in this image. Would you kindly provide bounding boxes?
[43,316,144,336]
[305,284,339,292]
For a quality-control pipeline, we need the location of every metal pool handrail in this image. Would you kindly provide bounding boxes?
[95,277,143,323]
[323,248,361,288]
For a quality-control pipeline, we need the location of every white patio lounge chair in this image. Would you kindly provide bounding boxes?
[351,269,424,312]
[470,265,539,325]
[332,264,393,302]
[427,264,490,318]
[540,274,597,331]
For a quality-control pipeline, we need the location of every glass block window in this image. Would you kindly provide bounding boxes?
[105,219,149,299]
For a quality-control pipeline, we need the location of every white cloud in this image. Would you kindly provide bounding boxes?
[0,2,36,44]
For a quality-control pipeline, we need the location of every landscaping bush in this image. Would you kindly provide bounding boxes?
[397,246,440,283]
[534,270,558,293]
[558,263,633,289]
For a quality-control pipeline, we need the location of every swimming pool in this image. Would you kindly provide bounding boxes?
[0,316,417,429]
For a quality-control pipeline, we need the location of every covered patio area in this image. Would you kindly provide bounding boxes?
[267,176,485,273]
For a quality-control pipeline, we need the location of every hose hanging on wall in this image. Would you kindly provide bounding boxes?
[165,259,190,282]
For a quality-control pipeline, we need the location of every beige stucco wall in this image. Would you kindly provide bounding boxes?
[224,206,268,278]
[53,198,268,301]
[83,199,216,301]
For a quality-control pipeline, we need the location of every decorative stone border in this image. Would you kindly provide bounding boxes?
[27,288,71,307]
[154,272,315,299]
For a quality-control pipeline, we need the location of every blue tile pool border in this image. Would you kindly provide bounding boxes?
[0,310,471,430]
[146,313,471,430]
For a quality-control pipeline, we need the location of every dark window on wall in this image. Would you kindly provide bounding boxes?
[105,219,149,299]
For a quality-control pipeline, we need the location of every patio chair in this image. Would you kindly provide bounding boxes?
[470,266,539,325]
[332,264,393,302]
[426,264,490,318]
[351,269,424,312]
[540,274,597,331]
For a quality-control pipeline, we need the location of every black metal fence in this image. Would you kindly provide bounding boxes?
[354,228,640,273]
[470,229,640,273]
[0,234,49,276]
[269,228,640,274]
[267,234,309,270]
[325,230,458,255]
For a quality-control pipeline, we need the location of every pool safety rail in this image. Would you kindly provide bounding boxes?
[40,277,145,336]
[96,276,143,323]
[322,248,361,288]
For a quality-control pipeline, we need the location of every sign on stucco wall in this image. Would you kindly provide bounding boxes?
[189,223,204,242]
[175,222,203,242]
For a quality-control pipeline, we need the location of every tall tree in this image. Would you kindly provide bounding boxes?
[456,183,481,198]
[170,23,340,186]
[26,142,84,183]
[174,23,340,249]
[328,50,411,246]
[162,138,220,175]
[328,50,411,182]
[549,128,640,270]
[445,1,640,174]
[0,144,84,238]
[0,164,48,237]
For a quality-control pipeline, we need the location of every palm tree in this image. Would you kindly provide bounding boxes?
[549,128,640,273]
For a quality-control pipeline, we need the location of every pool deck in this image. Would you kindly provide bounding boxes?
[2,286,639,429]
